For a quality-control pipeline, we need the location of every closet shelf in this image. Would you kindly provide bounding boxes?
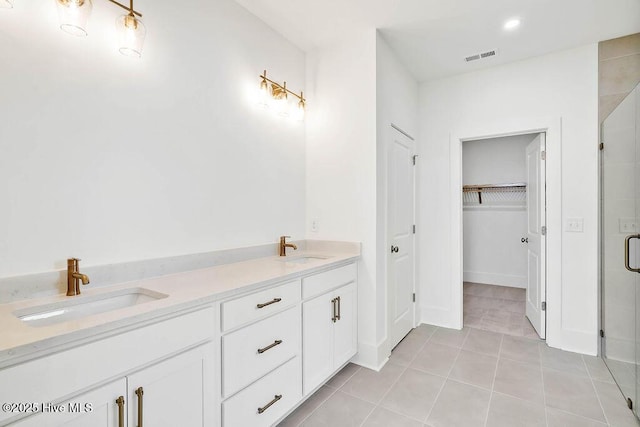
[462,183,526,205]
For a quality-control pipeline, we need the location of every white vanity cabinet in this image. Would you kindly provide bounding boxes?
[219,280,302,427]
[302,264,358,395]
[1,307,216,427]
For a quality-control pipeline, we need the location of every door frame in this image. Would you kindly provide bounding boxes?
[450,117,562,349]
[386,124,417,351]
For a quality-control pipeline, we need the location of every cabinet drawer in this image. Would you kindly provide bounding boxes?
[223,357,301,427]
[302,263,357,299]
[222,306,301,397]
[221,280,300,332]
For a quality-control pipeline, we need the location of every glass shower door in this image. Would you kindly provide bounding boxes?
[601,83,640,413]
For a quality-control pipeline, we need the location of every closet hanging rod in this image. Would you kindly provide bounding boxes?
[462,183,526,192]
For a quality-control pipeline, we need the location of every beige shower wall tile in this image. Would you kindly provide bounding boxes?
[600,33,640,61]
[599,54,640,96]
[600,93,629,123]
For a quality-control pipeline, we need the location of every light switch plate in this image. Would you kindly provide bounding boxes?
[311,218,319,232]
[565,218,584,232]
[619,218,637,233]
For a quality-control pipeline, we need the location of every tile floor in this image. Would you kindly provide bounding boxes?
[278,283,640,426]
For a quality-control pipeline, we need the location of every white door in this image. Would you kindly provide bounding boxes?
[388,129,416,349]
[332,282,358,368]
[525,133,546,338]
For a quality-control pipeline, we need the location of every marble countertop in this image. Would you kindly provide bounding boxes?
[0,242,359,366]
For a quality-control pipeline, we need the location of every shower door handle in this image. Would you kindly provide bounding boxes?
[624,234,640,273]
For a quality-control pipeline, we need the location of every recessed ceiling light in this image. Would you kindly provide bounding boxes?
[503,18,521,30]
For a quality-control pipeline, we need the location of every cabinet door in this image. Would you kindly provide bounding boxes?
[302,291,334,395]
[127,343,213,427]
[333,282,358,368]
[10,379,126,427]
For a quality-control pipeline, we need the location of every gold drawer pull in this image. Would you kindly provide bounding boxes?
[336,296,341,321]
[257,298,282,309]
[331,297,337,322]
[257,340,283,354]
[258,394,282,414]
[135,387,144,427]
[116,396,125,427]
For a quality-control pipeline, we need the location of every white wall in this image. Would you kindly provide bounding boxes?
[0,0,306,277]
[419,44,599,354]
[305,29,379,366]
[376,33,419,363]
[463,135,533,288]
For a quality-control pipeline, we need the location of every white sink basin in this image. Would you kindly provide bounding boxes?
[278,256,329,264]
[14,288,168,327]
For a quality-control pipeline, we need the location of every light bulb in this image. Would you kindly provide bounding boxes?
[257,78,270,109]
[116,13,146,57]
[293,99,305,121]
[276,93,289,117]
[56,0,92,37]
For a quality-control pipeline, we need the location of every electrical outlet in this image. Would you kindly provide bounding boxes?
[311,219,319,232]
[565,218,584,233]
[619,218,637,233]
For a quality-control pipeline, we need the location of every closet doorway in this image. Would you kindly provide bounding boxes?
[462,133,547,339]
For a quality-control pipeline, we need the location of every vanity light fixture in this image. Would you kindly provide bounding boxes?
[259,70,306,121]
[50,0,145,55]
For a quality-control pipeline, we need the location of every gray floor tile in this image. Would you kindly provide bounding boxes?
[410,341,460,377]
[463,328,503,357]
[325,363,361,389]
[486,392,546,427]
[542,368,606,422]
[546,407,608,427]
[500,335,541,365]
[340,361,405,404]
[277,386,335,426]
[381,368,445,421]
[362,406,423,427]
[430,327,470,348]
[493,358,544,404]
[593,380,640,427]
[301,391,374,427]
[410,324,438,341]
[449,349,497,389]
[584,355,616,383]
[426,380,491,427]
[540,344,589,377]
[390,333,429,367]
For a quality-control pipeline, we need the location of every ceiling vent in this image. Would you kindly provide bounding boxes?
[465,49,498,62]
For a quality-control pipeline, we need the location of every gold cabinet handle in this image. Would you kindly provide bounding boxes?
[135,387,144,427]
[336,296,341,321]
[331,298,337,322]
[257,394,282,414]
[257,298,282,309]
[625,234,640,273]
[116,396,125,427]
[257,339,283,354]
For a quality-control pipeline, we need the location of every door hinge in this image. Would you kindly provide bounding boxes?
[541,150,546,161]
[600,329,605,338]
[412,224,416,234]
[541,226,547,236]
[541,301,546,311]
[599,142,604,151]
[412,293,416,302]
[412,155,418,165]
[628,398,633,410]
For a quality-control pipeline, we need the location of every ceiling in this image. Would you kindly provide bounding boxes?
[233,0,640,82]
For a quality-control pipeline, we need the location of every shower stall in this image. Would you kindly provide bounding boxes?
[601,83,640,415]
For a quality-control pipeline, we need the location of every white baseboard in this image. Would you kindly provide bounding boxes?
[463,271,526,288]
[559,328,597,356]
[351,341,389,371]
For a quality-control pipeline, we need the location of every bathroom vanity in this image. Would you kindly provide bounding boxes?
[0,243,359,427]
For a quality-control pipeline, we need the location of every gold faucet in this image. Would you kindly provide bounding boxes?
[67,258,90,296]
[279,236,298,256]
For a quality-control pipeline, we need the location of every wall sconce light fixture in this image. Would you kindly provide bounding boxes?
[259,70,306,121]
